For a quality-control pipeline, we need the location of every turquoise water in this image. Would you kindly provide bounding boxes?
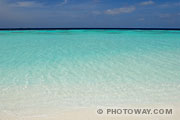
[0,30,180,110]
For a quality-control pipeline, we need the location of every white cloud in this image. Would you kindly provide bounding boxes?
[58,0,68,6]
[105,6,136,15]
[93,0,100,3]
[92,11,101,15]
[159,3,169,8]
[11,1,44,8]
[159,14,171,18]
[138,18,145,21]
[159,2,180,8]
[9,0,68,8]
[140,1,154,6]
[174,2,180,6]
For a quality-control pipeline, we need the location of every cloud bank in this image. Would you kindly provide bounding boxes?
[140,1,154,6]
[105,6,136,15]
[11,1,44,8]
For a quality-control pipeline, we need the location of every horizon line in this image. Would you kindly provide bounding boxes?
[0,28,180,30]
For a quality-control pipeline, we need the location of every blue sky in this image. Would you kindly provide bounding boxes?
[0,0,180,28]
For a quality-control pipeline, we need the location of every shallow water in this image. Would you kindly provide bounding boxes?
[0,30,180,111]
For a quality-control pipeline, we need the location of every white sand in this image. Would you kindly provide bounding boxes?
[0,103,179,120]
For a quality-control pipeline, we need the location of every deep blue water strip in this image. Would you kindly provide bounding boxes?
[0,28,180,31]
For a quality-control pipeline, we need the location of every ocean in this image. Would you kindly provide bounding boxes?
[0,30,180,116]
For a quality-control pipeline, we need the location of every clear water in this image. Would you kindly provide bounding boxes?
[0,30,180,111]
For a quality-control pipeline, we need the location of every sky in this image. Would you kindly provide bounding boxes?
[0,0,180,28]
